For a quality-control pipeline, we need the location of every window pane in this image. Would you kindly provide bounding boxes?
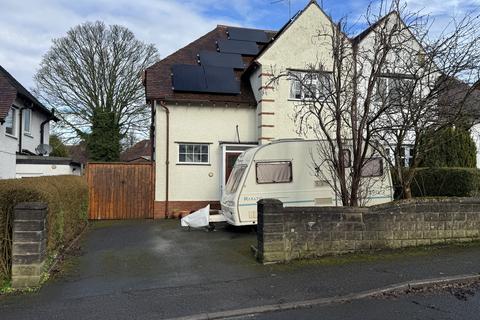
[361,158,383,177]
[187,145,193,153]
[193,145,200,153]
[201,145,208,153]
[186,154,193,162]
[179,154,186,162]
[226,165,247,193]
[194,154,201,162]
[179,145,186,153]
[256,161,292,183]
[201,154,208,162]
[5,108,15,135]
[24,109,31,133]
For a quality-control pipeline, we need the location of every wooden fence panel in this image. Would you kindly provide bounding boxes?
[87,163,154,220]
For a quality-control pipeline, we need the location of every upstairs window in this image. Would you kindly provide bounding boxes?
[256,161,292,184]
[178,143,209,164]
[23,109,31,134]
[375,75,415,105]
[289,71,332,101]
[5,107,16,136]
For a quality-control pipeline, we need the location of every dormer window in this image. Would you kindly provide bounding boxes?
[5,107,16,136]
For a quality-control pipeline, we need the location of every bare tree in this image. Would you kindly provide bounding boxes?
[268,0,480,205]
[35,21,159,160]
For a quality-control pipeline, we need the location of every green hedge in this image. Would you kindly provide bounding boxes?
[411,167,480,197]
[0,175,88,282]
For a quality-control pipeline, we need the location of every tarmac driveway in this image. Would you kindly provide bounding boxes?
[2,220,480,319]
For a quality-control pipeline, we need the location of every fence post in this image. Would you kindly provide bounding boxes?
[12,202,48,288]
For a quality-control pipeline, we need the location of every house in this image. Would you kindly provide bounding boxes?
[144,0,468,218]
[145,1,342,217]
[0,65,80,178]
[120,139,152,162]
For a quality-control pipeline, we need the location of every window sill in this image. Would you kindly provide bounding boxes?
[176,163,211,166]
[24,132,33,138]
[5,133,18,140]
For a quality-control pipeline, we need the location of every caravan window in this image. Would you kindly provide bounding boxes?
[256,161,292,184]
[361,158,383,177]
[226,165,247,193]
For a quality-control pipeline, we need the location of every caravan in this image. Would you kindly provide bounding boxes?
[220,139,394,226]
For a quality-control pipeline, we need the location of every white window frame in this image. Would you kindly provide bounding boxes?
[177,143,210,165]
[288,71,332,101]
[23,108,32,135]
[4,107,17,137]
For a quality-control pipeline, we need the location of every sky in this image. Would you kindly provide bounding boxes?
[1,0,479,89]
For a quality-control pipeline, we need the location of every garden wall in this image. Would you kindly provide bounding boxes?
[257,198,480,263]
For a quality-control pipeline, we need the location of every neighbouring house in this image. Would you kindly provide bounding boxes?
[144,0,473,218]
[0,65,81,178]
[120,139,152,162]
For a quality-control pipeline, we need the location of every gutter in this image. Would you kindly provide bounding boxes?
[157,100,170,217]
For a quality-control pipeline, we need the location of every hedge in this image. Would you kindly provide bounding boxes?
[411,167,480,197]
[0,175,88,282]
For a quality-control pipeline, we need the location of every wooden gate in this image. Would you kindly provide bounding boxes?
[87,163,154,220]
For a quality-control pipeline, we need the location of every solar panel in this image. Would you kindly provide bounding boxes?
[198,50,245,69]
[228,27,269,43]
[172,64,240,94]
[171,64,207,92]
[217,39,259,55]
[204,66,240,94]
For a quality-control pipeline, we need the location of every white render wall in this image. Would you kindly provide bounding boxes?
[155,103,257,202]
[0,97,51,179]
[254,3,336,142]
[16,163,81,178]
[471,124,480,168]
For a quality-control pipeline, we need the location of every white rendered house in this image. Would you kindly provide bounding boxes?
[0,65,81,179]
[144,0,475,218]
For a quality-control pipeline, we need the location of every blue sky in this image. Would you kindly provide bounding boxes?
[1,0,479,89]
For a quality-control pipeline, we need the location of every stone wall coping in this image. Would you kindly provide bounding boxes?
[14,202,48,210]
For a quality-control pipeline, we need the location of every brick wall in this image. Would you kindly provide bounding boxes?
[257,198,480,263]
[154,201,221,219]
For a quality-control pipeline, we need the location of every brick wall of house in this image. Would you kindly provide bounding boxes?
[257,198,480,263]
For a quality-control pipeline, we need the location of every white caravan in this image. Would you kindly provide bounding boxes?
[220,139,394,226]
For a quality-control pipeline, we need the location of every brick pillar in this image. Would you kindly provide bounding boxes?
[12,202,47,288]
[257,199,285,264]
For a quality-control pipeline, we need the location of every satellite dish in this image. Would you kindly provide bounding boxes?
[36,144,53,156]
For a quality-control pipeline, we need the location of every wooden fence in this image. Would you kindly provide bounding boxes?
[87,162,154,220]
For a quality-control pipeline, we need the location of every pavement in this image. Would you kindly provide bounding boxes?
[1,220,480,319]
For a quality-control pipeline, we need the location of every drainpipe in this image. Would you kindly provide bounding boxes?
[156,100,170,218]
[40,108,57,145]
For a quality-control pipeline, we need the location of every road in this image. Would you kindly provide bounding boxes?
[241,286,480,320]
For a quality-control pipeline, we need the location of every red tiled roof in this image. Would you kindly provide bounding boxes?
[0,71,17,122]
[120,139,152,162]
[0,65,55,122]
[145,25,275,105]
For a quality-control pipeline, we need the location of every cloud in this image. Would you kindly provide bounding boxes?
[1,0,478,89]
[0,0,243,88]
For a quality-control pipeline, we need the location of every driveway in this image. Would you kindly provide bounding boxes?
[2,220,480,319]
